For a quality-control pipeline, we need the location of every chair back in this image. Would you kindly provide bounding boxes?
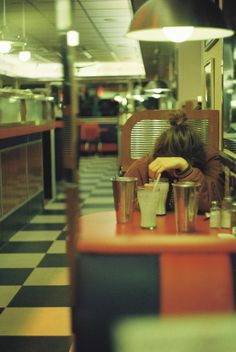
[121,109,219,172]
[80,123,101,141]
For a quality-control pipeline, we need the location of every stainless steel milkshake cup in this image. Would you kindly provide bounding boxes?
[172,181,200,233]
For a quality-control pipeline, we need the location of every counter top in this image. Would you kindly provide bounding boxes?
[0,120,55,139]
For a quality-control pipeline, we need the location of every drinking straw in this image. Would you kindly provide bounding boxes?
[152,173,161,192]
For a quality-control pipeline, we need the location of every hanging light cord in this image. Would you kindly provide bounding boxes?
[19,0,31,61]
[22,0,26,40]
[3,0,7,28]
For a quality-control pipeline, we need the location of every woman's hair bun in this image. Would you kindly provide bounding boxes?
[169,111,188,127]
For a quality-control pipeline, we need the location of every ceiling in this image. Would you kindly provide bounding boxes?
[0,0,235,84]
[0,0,176,83]
[0,0,147,81]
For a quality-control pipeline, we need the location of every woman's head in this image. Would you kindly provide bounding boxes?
[150,110,206,167]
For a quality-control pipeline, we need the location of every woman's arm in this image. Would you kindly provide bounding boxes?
[125,152,224,212]
[125,156,150,210]
[148,157,189,179]
[147,152,224,212]
[124,156,150,186]
[174,153,224,212]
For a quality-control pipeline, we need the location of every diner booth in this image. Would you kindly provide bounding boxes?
[70,109,236,352]
[56,30,236,351]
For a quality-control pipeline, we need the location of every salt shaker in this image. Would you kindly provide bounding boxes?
[210,200,221,228]
[221,196,232,228]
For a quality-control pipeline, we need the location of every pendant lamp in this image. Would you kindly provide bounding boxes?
[126,0,234,43]
[18,1,31,62]
[0,0,12,53]
[144,79,170,93]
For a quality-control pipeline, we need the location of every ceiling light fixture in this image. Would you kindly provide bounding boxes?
[0,40,11,54]
[144,79,170,94]
[19,50,31,62]
[0,0,12,54]
[82,48,92,59]
[126,0,234,43]
[18,1,31,62]
[67,30,79,47]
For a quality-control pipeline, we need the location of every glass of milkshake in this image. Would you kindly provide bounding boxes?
[137,186,159,229]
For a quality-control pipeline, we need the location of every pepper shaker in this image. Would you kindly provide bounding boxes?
[221,196,232,228]
[210,200,221,228]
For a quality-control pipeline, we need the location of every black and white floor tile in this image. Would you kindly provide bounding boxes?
[0,155,117,352]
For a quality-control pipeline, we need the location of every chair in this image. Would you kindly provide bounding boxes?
[80,123,101,154]
[120,109,219,173]
[80,122,118,155]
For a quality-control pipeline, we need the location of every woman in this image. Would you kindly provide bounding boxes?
[125,110,224,212]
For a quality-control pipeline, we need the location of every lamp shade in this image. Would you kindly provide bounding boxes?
[0,40,12,53]
[19,50,31,62]
[144,80,170,93]
[126,0,234,42]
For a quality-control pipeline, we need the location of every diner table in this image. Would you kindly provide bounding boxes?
[78,210,235,252]
[73,210,236,352]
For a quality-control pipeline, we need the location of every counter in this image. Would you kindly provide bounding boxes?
[0,120,55,242]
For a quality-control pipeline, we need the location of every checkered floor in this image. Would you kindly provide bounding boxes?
[0,155,118,352]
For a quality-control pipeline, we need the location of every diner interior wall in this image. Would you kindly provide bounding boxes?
[202,39,223,149]
[177,42,202,105]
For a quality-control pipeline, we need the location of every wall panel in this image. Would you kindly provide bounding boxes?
[1,145,28,216]
[27,141,43,197]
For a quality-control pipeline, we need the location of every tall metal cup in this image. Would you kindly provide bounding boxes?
[172,181,200,233]
[111,176,138,224]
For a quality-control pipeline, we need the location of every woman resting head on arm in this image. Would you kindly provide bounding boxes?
[125,110,225,212]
